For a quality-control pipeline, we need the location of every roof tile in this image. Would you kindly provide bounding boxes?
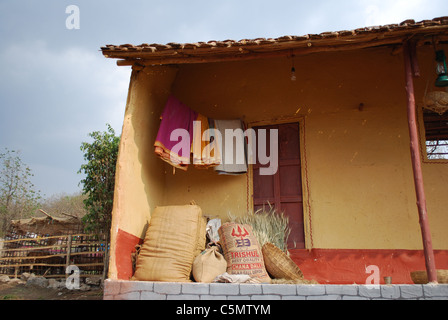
[101,17,448,62]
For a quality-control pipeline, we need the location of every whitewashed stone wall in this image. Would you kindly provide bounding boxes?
[103,279,448,300]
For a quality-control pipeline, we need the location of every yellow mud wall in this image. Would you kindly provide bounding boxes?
[414,44,448,250]
[110,45,448,261]
[418,44,448,251]
[162,45,448,250]
[108,66,177,278]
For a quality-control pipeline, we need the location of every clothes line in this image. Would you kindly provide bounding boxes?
[154,95,248,175]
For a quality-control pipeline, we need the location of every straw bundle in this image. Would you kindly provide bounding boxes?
[423,91,448,115]
[271,278,318,284]
[228,204,290,253]
[410,270,448,284]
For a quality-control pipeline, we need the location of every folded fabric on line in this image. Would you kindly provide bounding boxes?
[192,114,220,169]
[154,95,197,170]
[213,119,248,175]
[207,118,222,166]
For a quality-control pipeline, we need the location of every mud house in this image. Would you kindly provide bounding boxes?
[101,17,448,286]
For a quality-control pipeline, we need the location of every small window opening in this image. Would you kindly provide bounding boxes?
[423,110,448,160]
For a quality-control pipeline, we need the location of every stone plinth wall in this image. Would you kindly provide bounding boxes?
[103,279,448,300]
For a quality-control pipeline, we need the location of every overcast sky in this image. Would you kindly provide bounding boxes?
[0,0,447,198]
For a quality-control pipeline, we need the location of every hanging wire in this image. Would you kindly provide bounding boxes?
[290,50,297,81]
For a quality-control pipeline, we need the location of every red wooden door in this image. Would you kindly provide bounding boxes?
[252,122,305,249]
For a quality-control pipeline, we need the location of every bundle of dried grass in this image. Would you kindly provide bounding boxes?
[271,278,318,284]
[423,91,448,115]
[229,203,290,253]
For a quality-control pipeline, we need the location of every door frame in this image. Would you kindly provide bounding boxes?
[246,115,313,249]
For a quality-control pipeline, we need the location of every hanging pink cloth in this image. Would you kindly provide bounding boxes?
[154,95,197,170]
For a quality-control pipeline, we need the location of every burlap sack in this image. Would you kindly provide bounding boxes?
[132,205,206,282]
[218,222,271,283]
[192,245,227,283]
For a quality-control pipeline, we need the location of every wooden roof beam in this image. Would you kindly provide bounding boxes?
[112,36,412,66]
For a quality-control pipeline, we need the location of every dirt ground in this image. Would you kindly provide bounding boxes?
[0,281,103,300]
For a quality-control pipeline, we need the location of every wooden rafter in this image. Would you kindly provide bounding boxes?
[101,17,448,66]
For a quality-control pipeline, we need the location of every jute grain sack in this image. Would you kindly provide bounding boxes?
[192,245,227,283]
[132,205,206,282]
[218,222,271,283]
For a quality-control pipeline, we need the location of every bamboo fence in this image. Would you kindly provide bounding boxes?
[0,233,109,279]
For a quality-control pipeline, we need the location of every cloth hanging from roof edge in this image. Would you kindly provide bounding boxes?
[155,95,247,171]
[213,119,248,175]
[192,114,222,168]
[154,95,197,170]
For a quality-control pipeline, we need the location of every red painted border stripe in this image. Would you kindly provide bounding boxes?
[115,228,143,280]
[290,248,448,284]
[112,229,448,284]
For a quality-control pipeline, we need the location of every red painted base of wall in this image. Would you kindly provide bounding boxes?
[290,248,448,284]
[115,229,143,280]
[113,228,448,284]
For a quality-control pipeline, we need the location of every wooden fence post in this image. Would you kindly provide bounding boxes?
[65,235,72,275]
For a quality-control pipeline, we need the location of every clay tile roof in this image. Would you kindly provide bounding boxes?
[101,17,448,65]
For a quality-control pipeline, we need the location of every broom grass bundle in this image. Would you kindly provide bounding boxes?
[229,203,291,253]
